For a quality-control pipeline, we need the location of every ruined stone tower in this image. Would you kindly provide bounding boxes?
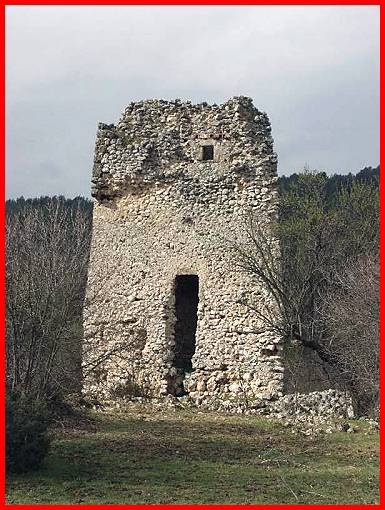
[83,96,284,408]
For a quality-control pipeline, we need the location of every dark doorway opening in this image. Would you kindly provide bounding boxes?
[173,275,199,372]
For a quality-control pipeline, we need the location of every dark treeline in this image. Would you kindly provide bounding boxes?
[279,165,379,197]
[6,195,93,217]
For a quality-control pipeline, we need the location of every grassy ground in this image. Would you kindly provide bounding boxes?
[6,404,379,505]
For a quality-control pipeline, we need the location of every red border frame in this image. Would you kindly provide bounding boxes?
[2,0,6,506]
[1,2,381,509]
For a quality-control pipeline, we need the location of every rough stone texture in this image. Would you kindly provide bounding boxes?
[83,96,284,406]
[91,390,357,435]
[263,389,355,434]
[266,389,355,421]
[164,389,354,421]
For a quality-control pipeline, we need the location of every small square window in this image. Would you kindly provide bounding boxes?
[202,145,214,161]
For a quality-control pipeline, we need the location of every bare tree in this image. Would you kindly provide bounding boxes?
[230,172,379,413]
[6,198,92,400]
[322,253,380,416]
[231,211,333,362]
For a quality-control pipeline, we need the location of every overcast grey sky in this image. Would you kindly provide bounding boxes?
[6,5,379,199]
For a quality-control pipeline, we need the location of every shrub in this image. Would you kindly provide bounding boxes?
[6,394,51,473]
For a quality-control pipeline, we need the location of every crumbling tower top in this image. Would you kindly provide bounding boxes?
[91,96,277,201]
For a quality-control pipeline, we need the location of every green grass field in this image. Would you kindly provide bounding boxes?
[6,405,379,505]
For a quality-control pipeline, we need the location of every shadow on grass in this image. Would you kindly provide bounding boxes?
[6,410,379,505]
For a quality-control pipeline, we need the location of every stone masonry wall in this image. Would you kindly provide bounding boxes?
[83,97,284,407]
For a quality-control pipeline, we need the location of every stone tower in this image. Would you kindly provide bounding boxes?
[83,96,284,408]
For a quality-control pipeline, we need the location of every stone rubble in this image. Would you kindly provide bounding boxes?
[91,389,358,435]
[264,389,356,434]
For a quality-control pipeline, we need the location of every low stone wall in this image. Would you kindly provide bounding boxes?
[99,388,354,423]
[266,389,355,420]
[177,387,352,419]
